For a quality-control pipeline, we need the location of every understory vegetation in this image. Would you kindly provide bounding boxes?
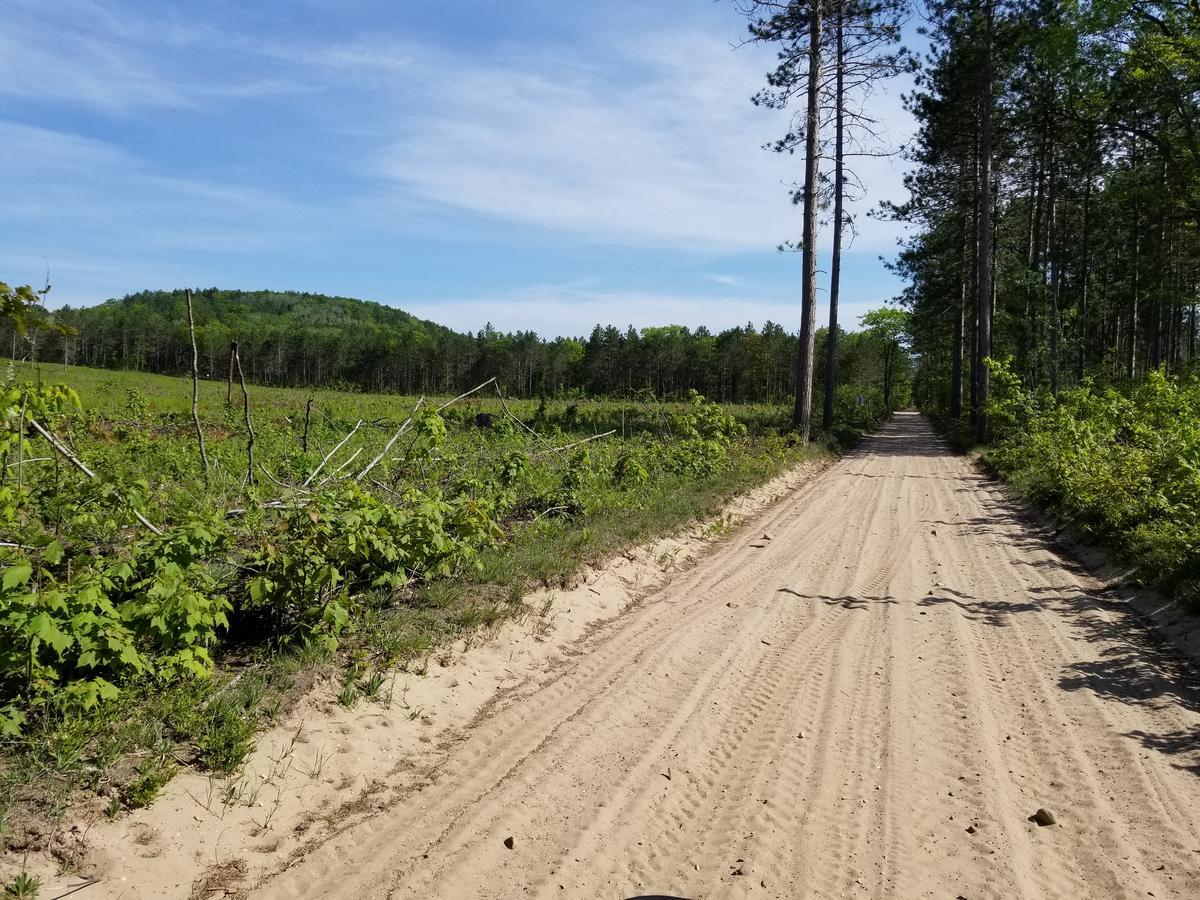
[982,361,1200,604]
[0,302,895,855]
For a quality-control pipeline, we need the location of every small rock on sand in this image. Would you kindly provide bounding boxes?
[1031,808,1057,826]
[503,836,515,849]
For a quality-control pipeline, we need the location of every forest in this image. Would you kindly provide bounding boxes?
[887,0,1200,600]
[893,0,1199,421]
[4,287,912,410]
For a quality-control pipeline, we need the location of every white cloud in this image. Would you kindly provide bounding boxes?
[0,0,304,113]
[0,1,914,327]
[366,26,916,255]
[706,274,750,288]
[0,123,309,263]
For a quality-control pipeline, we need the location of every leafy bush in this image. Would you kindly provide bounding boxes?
[240,484,502,649]
[985,359,1200,603]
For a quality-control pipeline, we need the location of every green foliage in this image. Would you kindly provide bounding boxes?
[612,452,649,487]
[985,360,1200,603]
[2,869,40,900]
[242,485,502,649]
[0,354,830,840]
[0,282,64,339]
[18,287,906,409]
[111,524,232,677]
[122,754,176,809]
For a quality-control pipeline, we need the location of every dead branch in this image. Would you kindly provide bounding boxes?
[185,289,211,486]
[532,430,617,460]
[354,396,424,482]
[4,457,50,468]
[493,382,554,451]
[303,419,364,487]
[257,463,313,495]
[29,418,163,535]
[226,344,235,407]
[232,342,255,486]
[326,446,363,481]
[435,376,498,412]
[16,390,26,489]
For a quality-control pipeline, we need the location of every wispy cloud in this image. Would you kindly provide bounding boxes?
[0,0,913,328]
[367,28,914,254]
[706,274,749,288]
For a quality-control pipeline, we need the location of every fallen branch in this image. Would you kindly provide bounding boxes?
[436,376,498,412]
[355,377,501,483]
[533,430,616,459]
[29,419,163,535]
[326,446,363,480]
[225,499,299,518]
[369,477,404,501]
[354,396,425,482]
[494,382,554,451]
[304,419,364,486]
[258,463,313,494]
[529,504,570,522]
[5,457,50,469]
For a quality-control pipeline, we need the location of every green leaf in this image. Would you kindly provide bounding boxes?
[2,562,32,591]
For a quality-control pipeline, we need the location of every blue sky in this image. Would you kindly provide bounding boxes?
[1,0,916,338]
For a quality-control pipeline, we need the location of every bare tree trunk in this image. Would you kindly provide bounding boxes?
[233,341,255,486]
[969,141,980,429]
[1048,145,1062,397]
[793,0,823,440]
[1076,170,1092,381]
[1128,215,1140,379]
[821,8,845,435]
[952,171,970,420]
[974,0,994,443]
[226,343,236,407]
[185,289,210,486]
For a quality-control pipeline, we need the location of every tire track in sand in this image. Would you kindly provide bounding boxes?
[254,413,1200,900]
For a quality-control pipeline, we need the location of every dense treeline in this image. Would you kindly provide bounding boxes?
[5,288,912,410]
[891,0,1199,429]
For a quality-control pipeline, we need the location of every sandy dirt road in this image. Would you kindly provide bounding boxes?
[260,413,1200,899]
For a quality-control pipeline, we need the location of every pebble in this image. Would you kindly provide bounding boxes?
[503,836,515,849]
[1032,808,1057,826]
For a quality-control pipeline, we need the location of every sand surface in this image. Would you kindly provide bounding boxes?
[42,413,1200,898]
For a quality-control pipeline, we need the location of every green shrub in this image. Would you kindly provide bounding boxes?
[984,360,1200,604]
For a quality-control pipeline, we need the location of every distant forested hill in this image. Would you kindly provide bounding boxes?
[40,289,476,394]
[4,287,900,404]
